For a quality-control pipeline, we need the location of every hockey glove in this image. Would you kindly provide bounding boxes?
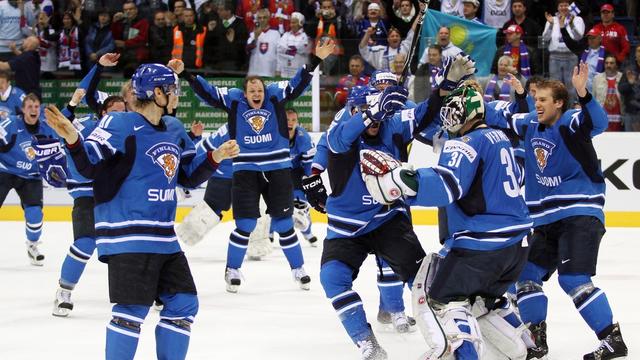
[32,137,69,188]
[435,54,477,91]
[365,85,408,122]
[363,164,418,205]
[302,174,327,213]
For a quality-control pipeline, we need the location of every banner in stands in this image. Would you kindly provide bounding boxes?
[40,78,313,132]
[1,133,639,226]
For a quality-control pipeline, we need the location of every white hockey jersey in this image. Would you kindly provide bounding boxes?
[248,28,281,77]
[276,29,310,78]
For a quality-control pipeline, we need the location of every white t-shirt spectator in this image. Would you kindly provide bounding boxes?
[248,28,281,77]
[483,0,511,28]
[0,2,24,53]
[543,15,585,53]
[441,0,463,17]
[277,29,310,78]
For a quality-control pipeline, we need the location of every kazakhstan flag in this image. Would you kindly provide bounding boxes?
[420,10,497,76]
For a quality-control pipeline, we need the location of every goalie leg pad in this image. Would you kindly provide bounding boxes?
[246,199,273,260]
[474,304,528,359]
[176,201,221,246]
[292,200,311,233]
[412,254,465,359]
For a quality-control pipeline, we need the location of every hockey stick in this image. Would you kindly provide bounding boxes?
[399,0,431,86]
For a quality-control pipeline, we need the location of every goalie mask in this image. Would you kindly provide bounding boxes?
[440,85,485,134]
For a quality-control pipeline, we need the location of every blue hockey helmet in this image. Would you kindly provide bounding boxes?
[369,70,398,89]
[131,64,180,100]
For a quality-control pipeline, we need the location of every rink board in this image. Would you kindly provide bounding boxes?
[1,133,639,226]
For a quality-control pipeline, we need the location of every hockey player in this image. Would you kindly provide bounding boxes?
[488,63,629,359]
[305,85,417,334]
[50,53,126,317]
[0,93,56,266]
[286,108,318,245]
[169,39,335,293]
[317,55,475,359]
[363,84,541,359]
[0,70,25,121]
[45,63,239,360]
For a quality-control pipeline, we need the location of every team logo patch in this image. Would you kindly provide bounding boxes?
[242,109,271,134]
[145,142,181,183]
[531,138,556,173]
[20,141,36,161]
[259,42,269,54]
[0,106,11,120]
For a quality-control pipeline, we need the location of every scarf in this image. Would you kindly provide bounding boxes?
[59,27,81,70]
[484,75,511,102]
[503,41,531,78]
[580,46,605,73]
[430,65,441,92]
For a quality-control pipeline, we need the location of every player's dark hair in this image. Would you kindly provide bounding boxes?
[286,108,298,115]
[556,0,570,5]
[243,76,265,92]
[0,70,11,81]
[101,95,126,116]
[525,75,544,92]
[537,79,569,113]
[22,93,41,107]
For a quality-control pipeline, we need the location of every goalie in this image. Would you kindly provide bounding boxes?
[361,85,544,359]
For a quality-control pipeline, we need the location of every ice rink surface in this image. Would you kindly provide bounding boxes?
[0,221,638,359]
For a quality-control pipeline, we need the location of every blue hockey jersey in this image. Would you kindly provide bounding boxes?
[0,116,56,179]
[325,99,440,239]
[187,67,313,173]
[0,85,25,121]
[409,126,532,251]
[67,111,217,260]
[198,123,232,179]
[65,114,98,199]
[487,94,608,226]
[289,125,315,176]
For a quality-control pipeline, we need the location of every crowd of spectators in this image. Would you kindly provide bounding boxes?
[0,0,639,130]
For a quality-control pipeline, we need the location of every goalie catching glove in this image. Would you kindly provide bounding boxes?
[365,85,408,122]
[360,149,418,205]
[32,137,68,188]
[435,53,476,91]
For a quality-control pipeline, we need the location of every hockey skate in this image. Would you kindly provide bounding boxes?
[291,267,311,290]
[52,288,73,317]
[357,333,388,360]
[526,321,549,359]
[583,323,628,360]
[26,241,44,266]
[377,309,416,332]
[225,267,242,293]
[305,235,318,247]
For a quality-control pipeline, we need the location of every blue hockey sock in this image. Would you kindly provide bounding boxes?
[59,236,96,288]
[24,206,43,241]
[559,274,613,335]
[272,217,304,269]
[516,262,549,325]
[106,304,149,360]
[156,293,198,360]
[321,260,371,342]
[377,260,404,313]
[278,228,304,269]
[227,228,250,269]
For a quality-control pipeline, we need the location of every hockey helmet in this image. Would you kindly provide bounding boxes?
[369,70,398,88]
[440,85,485,133]
[132,63,180,100]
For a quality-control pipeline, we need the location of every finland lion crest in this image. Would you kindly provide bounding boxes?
[531,138,556,173]
[146,142,181,183]
[243,109,271,134]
